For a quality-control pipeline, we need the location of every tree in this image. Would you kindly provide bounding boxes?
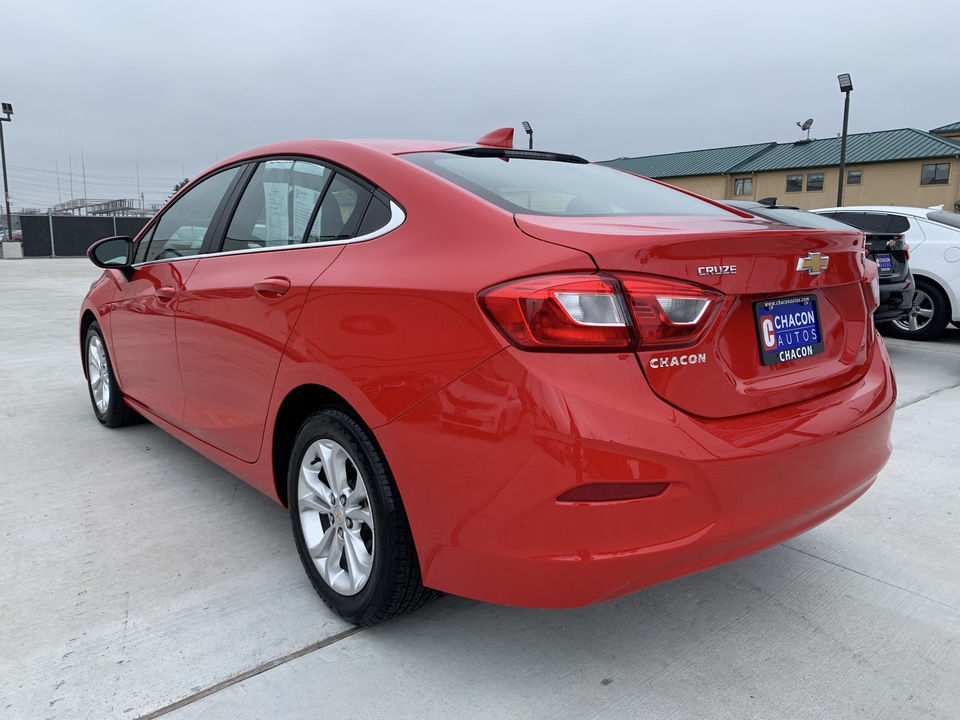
[169,178,190,199]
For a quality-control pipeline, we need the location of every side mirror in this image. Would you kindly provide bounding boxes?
[88,236,134,270]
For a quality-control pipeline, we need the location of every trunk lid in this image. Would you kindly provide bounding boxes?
[515,214,873,419]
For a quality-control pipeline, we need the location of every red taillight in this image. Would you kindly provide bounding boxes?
[862,259,880,314]
[620,276,721,348]
[479,273,721,351]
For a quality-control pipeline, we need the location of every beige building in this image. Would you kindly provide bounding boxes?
[602,123,960,212]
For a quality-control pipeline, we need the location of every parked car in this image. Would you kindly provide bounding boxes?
[80,131,895,625]
[725,199,914,323]
[813,206,960,340]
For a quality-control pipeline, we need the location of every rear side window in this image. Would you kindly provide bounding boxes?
[305,174,372,242]
[224,160,331,250]
[926,210,960,230]
[357,194,392,236]
[402,152,733,217]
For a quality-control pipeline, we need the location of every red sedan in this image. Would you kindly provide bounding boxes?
[81,129,895,625]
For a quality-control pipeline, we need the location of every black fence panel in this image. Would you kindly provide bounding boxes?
[20,215,52,257]
[18,215,150,257]
[115,218,150,239]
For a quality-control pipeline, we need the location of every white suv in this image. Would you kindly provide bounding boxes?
[813,206,960,340]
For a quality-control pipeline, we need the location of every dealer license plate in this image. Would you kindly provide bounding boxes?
[755,296,825,366]
[875,253,893,274]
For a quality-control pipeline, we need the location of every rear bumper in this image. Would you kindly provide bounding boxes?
[875,272,915,322]
[378,339,896,608]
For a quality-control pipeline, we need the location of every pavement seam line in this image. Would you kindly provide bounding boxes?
[895,378,960,410]
[135,625,363,719]
[781,543,958,612]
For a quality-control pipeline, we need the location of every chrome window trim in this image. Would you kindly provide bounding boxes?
[131,201,405,268]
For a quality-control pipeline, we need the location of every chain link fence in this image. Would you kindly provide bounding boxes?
[15,215,150,257]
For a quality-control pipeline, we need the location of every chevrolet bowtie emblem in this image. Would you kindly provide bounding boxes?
[796,252,829,275]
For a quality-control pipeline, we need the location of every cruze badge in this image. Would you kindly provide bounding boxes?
[697,265,737,276]
[796,253,829,275]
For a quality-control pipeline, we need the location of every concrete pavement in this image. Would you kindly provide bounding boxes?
[2,259,958,719]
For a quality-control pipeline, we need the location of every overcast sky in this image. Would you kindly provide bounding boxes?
[2,0,956,209]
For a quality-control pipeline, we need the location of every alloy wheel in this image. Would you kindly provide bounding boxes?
[297,438,375,596]
[892,288,934,334]
[87,333,110,415]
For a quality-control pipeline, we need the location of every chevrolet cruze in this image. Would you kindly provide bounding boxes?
[81,128,896,625]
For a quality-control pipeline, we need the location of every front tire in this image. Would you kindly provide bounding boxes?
[879,279,951,341]
[84,322,142,427]
[288,408,432,625]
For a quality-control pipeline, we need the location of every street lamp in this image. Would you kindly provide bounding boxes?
[836,74,853,206]
[0,102,13,246]
[522,121,533,150]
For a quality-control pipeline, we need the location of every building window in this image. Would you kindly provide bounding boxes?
[921,163,950,185]
[847,170,862,185]
[786,174,803,193]
[734,177,752,196]
[806,172,824,192]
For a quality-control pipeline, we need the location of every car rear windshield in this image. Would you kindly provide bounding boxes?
[820,212,911,234]
[402,151,734,217]
[752,207,854,230]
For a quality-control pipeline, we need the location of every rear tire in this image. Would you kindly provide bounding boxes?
[84,322,142,427]
[288,408,433,625]
[878,279,950,341]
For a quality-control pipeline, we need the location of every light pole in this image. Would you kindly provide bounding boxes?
[522,121,533,150]
[837,74,853,206]
[0,102,13,245]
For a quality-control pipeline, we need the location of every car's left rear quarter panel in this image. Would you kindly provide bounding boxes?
[269,155,597,429]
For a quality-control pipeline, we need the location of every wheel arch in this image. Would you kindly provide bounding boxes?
[272,384,381,508]
[79,309,100,378]
[911,272,959,321]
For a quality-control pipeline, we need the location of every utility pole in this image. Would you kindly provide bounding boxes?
[837,74,853,207]
[0,102,14,247]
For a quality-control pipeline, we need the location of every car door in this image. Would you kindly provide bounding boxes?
[175,159,371,462]
[107,167,242,424]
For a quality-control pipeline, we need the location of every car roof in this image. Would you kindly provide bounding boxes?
[219,138,464,164]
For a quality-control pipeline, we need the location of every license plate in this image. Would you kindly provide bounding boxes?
[875,253,893,274]
[755,296,825,366]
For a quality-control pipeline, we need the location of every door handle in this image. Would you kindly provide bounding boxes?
[254,277,292,298]
[155,286,176,302]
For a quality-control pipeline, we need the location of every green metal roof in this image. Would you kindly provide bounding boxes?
[602,128,960,179]
[600,142,776,178]
[931,121,960,134]
[733,128,960,172]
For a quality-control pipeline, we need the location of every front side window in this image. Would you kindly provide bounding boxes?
[847,169,862,185]
[734,177,752,196]
[402,151,734,217]
[806,172,824,192]
[786,174,803,193]
[921,163,950,185]
[142,168,241,262]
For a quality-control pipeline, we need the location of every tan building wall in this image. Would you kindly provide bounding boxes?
[662,158,960,211]
[659,175,727,199]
